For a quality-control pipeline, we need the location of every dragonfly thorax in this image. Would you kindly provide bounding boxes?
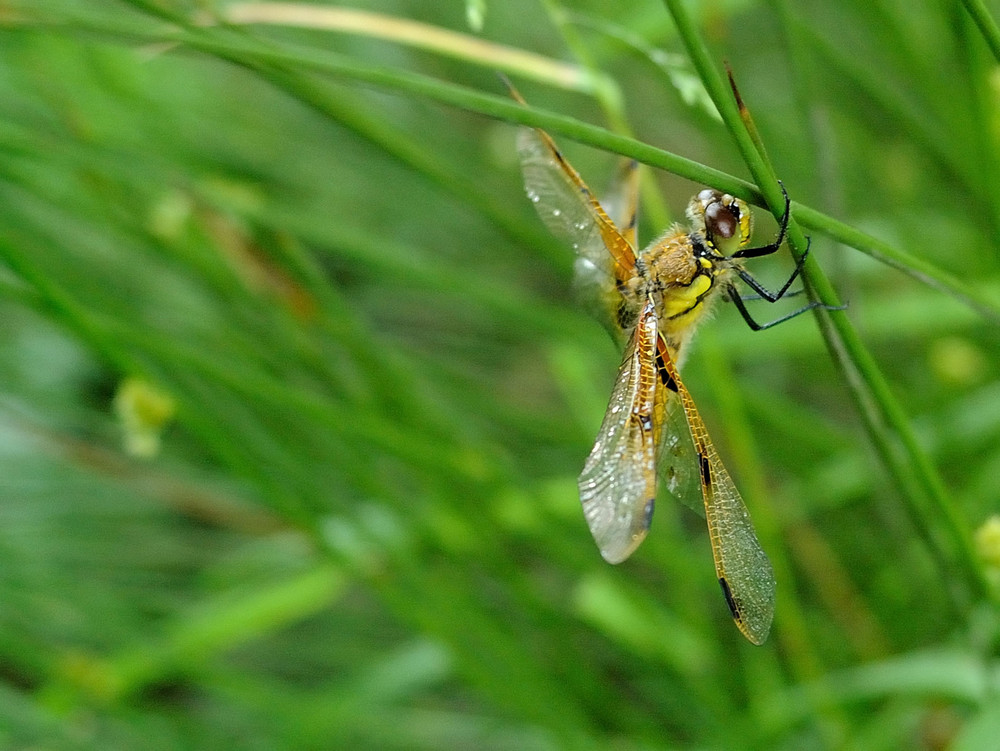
[632,230,735,323]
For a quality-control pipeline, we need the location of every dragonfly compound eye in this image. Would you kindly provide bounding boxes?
[703,196,753,255]
[705,201,738,240]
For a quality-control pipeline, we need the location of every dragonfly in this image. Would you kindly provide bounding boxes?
[511,87,822,645]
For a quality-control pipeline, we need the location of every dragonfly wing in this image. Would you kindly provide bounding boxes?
[515,124,637,273]
[654,386,704,515]
[653,337,704,515]
[518,126,640,344]
[602,157,640,251]
[508,80,638,340]
[575,157,641,344]
[658,341,776,644]
[517,127,605,264]
[578,302,659,564]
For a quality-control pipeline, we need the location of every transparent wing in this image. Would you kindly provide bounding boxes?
[514,126,636,277]
[507,80,638,341]
[517,126,640,343]
[657,338,776,644]
[575,157,640,344]
[602,157,640,250]
[518,127,607,265]
[577,302,659,564]
[653,374,704,515]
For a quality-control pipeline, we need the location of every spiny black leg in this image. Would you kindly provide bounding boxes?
[736,236,812,303]
[740,288,809,303]
[722,182,847,329]
[732,181,791,260]
[727,284,848,331]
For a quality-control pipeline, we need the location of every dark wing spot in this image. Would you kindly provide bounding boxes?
[656,350,678,392]
[719,577,743,622]
[551,148,594,198]
[699,453,712,487]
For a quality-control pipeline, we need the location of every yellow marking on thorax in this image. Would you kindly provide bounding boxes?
[660,272,713,318]
[654,257,729,365]
[635,234,726,358]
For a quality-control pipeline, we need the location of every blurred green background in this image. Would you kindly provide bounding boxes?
[1,0,1000,748]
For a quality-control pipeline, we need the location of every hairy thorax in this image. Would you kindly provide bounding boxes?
[619,226,737,360]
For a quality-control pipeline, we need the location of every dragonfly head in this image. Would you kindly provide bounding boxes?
[687,189,752,257]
